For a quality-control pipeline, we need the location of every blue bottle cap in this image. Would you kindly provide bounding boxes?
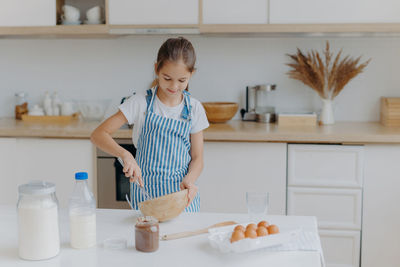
[75,172,88,180]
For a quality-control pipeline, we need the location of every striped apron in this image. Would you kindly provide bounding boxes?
[130,87,200,212]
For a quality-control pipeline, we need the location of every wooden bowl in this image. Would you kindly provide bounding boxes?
[138,189,188,222]
[202,102,239,123]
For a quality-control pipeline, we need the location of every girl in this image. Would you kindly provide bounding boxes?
[91,37,209,212]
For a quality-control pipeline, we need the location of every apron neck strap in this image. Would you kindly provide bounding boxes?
[145,87,157,113]
[145,87,192,121]
[180,90,192,121]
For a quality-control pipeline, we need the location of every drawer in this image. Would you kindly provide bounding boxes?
[319,229,360,267]
[288,144,364,188]
[109,0,198,25]
[287,187,362,230]
[0,0,56,26]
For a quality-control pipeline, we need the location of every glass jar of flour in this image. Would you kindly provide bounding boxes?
[17,181,60,260]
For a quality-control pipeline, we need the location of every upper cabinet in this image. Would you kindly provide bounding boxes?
[0,0,57,26]
[202,0,268,24]
[269,0,400,24]
[108,0,199,25]
[2,0,400,36]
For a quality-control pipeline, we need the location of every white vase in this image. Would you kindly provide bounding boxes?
[320,98,335,125]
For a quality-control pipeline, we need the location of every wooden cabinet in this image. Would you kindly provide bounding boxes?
[108,0,198,25]
[202,0,268,24]
[270,0,400,24]
[0,138,95,208]
[198,142,287,215]
[287,144,364,267]
[362,144,400,267]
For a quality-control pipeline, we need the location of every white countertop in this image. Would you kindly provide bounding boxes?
[0,205,322,267]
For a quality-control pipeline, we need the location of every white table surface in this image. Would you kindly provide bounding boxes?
[0,205,322,267]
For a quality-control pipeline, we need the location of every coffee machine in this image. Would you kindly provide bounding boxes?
[240,84,277,122]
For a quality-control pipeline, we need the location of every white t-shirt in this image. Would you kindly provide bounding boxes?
[119,89,210,147]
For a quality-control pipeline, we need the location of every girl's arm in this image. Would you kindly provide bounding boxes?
[180,130,204,205]
[90,111,143,186]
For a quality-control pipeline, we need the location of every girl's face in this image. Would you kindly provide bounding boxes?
[155,60,193,98]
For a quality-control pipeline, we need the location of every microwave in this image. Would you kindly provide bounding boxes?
[96,139,136,209]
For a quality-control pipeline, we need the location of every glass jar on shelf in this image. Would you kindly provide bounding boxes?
[15,92,28,120]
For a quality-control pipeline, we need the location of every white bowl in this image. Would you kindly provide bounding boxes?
[78,100,111,121]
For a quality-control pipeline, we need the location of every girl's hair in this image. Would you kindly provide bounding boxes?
[151,37,196,89]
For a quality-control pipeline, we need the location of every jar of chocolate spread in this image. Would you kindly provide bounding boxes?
[135,216,159,252]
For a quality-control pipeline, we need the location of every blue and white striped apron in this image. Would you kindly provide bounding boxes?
[130,87,200,212]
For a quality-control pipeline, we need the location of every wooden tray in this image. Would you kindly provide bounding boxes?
[21,112,79,123]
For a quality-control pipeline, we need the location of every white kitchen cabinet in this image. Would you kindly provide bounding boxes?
[270,0,400,24]
[288,187,362,230]
[109,0,198,25]
[0,0,56,26]
[362,145,400,267]
[0,138,17,205]
[288,145,364,189]
[0,138,95,208]
[287,144,364,267]
[319,229,361,267]
[202,0,268,24]
[198,142,286,214]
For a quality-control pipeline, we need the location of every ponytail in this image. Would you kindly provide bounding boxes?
[150,78,158,88]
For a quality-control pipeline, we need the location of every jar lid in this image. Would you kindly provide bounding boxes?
[135,216,159,227]
[75,172,88,180]
[18,181,56,195]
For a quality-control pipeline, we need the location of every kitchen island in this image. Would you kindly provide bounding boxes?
[0,205,322,267]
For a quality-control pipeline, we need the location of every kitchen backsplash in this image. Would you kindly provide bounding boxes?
[0,35,398,121]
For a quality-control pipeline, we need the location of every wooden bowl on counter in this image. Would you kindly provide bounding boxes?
[202,102,239,123]
[138,189,188,222]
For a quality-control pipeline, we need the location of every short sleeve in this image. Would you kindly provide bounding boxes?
[190,98,210,134]
[118,93,146,125]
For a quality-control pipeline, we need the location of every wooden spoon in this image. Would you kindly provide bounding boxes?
[161,221,237,241]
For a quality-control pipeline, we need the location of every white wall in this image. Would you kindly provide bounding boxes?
[0,35,398,121]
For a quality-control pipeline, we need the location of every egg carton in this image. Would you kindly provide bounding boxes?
[208,224,300,253]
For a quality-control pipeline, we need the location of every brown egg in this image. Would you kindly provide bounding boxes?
[230,230,245,243]
[246,223,257,231]
[257,220,269,228]
[267,224,280,234]
[234,225,245,232]
[244,229,257,239]
[256,226,269,237]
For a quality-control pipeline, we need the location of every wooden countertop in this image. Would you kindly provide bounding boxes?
[1,118,400,144]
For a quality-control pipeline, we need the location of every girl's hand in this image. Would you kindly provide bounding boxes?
[121,151,144,187]
[180,178,198,207]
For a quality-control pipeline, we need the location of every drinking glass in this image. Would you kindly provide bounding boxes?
[246,192,269,222]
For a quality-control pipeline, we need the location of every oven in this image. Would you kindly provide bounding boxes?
[97,139,136,209]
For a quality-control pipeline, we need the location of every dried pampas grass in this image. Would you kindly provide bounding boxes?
[286,42,371,100]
